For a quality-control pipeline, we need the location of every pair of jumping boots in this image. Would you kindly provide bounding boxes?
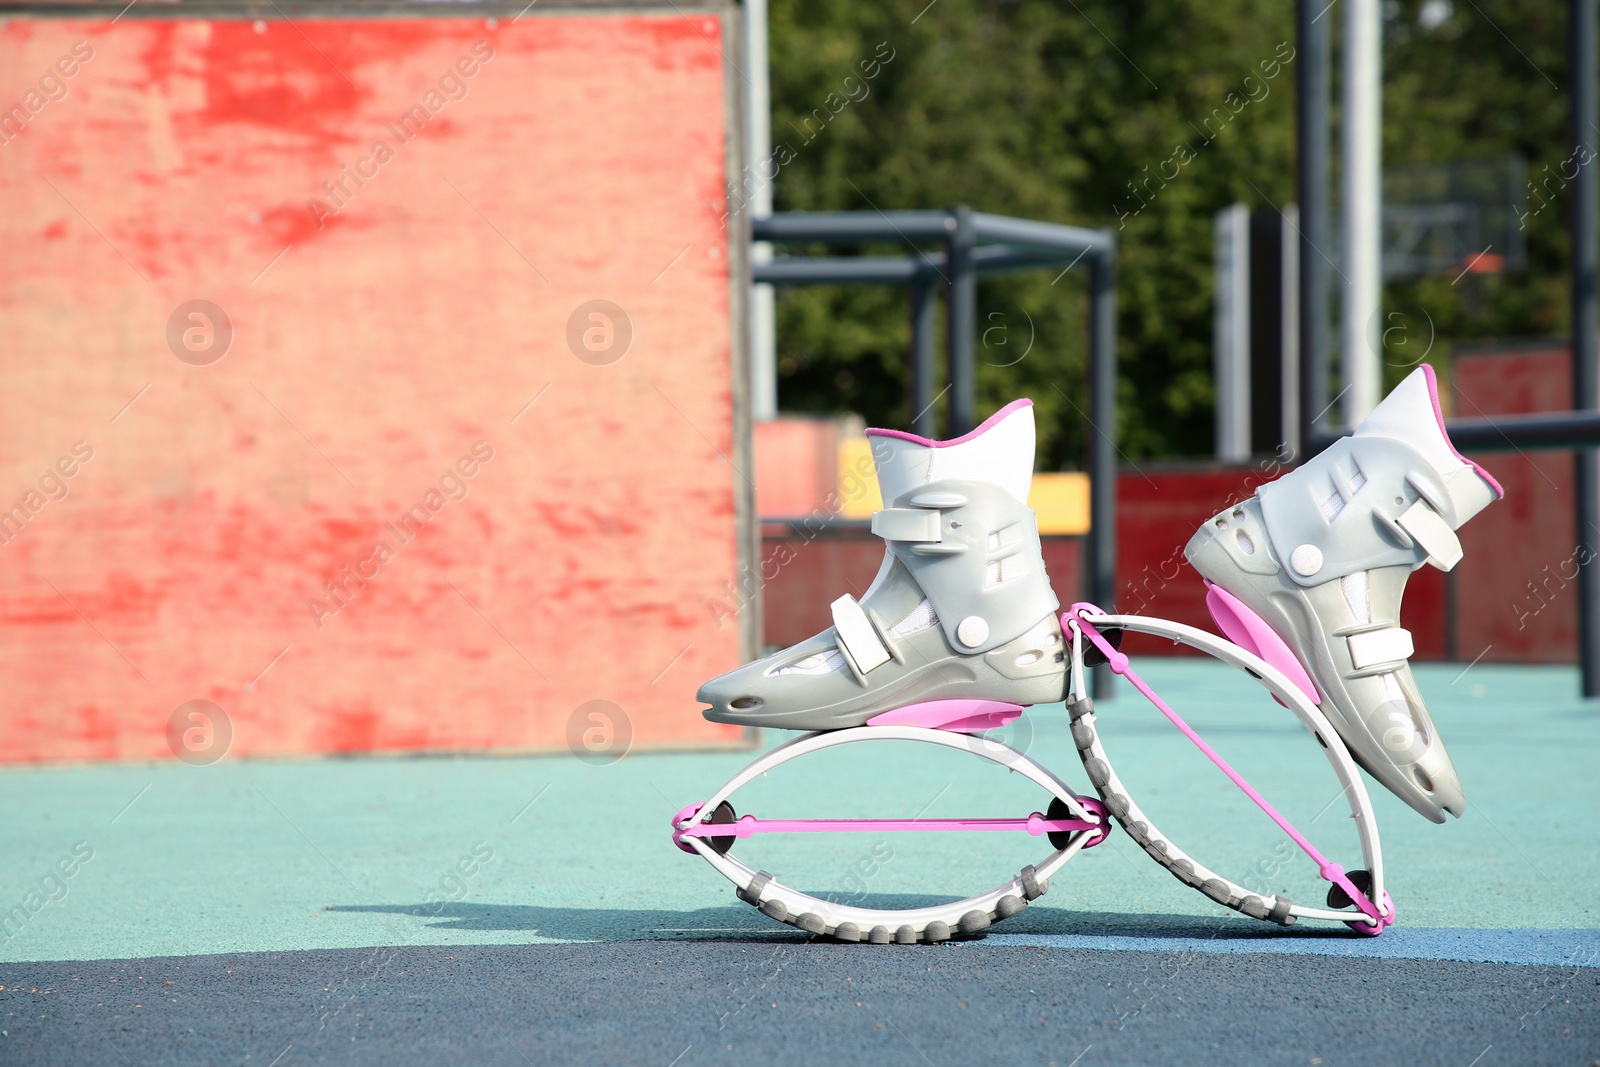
[699,367,1501,822]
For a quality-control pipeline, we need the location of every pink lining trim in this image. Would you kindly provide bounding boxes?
[865,398,1033,448]
[1422,364,1504,499]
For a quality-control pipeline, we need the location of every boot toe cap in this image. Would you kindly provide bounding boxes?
[695,636,853,728]
[696,663,773,725]
[1400,750,1465,822]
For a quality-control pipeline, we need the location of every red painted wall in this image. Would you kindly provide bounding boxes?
[1453,343,1576,664]
[0,11,747,761]
[753,417,840,520]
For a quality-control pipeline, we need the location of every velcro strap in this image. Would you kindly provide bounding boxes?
[1346,627,1414,670]
[871,508,943,543]
[830,595,891,673]
[1396,500,1463,570]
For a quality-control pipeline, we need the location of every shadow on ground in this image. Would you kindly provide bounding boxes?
[324,900,1377,943]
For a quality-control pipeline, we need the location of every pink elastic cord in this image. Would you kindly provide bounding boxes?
[678,812,1100,840]
[1068,605,1388,932]
[673,798,1112,851]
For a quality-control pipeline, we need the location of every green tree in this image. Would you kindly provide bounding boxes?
[1381,1,1569,403]
[766,0,1572,463]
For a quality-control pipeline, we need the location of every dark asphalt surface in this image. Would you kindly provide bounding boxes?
[3,941,1597,1066]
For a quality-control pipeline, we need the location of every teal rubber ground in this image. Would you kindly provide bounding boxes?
[1,661,1595,964]
[2,660,1597,1065]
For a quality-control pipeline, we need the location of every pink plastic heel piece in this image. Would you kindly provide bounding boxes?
[867,698,1025,733]
[1067,603,1391,934]
[1203,582,1322,707]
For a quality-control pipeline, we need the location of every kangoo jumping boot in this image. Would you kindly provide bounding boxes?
[1186,365,1502,822]
[700,399,1067,731]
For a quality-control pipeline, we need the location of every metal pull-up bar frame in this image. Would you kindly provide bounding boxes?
[750,207,1117,694]
[1297,0,1600,693]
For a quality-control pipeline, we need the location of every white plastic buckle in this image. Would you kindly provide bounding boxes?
[830,595,891,673]
[1346,627,1415,670]
[1395,500,1463,571]
[871,508,943,543]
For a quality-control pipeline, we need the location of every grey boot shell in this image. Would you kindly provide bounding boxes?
[699,478,1066,731]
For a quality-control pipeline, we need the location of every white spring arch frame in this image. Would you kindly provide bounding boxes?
[672,609,1392,940]
[1067,609,1390,930]
[675,725,1103,943]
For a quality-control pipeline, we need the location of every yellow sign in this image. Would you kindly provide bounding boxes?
[835,438,1089,534]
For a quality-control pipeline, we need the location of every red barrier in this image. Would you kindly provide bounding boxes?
[758,529,1082,652]
[0,11,748,761]
[1454,342,1577,664]
[1115,463,1447,660]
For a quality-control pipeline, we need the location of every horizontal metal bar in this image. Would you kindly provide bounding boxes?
[970,212,1112,255]
[752,243,1083,286]
[752,211,955,244]
[972,243,1089,276]
[752,212,1112,259]
[753,257,925,285]
[1308,409,1600,454]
